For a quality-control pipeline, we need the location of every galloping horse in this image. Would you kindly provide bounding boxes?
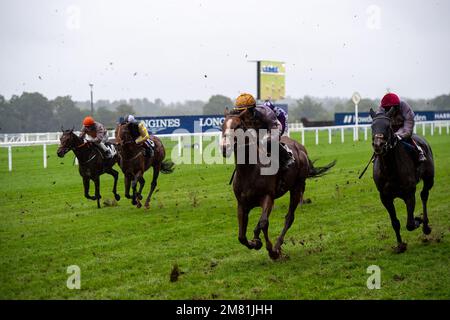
[370,108,434,253]
[221,109,336,259]
[115,122,174,209]
[57,128,120,208]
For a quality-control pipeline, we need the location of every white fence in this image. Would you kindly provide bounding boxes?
[1,121,449,171]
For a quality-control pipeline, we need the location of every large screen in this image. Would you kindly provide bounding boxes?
[258,60,286,100]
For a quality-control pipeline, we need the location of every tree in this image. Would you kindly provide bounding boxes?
[52,96,84,130]
[290,96,330,121]
[203,95,233,115]
[116,104,136,117]
[95,107,118,129]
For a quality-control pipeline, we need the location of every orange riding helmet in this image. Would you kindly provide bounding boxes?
[234,93,256,110]
[83,116,95,127]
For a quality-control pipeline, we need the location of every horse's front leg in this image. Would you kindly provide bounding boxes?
[404,193,421,231]
[93,176,101,208]
[124,174,132,199]
[237,204,256,249]
[83,176,95,200]
[380,194,406,253]
[131,172,143,208]
[256,195,277,259]
[137,176,145,200]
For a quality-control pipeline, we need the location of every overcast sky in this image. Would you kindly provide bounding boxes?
[1,0,449,102]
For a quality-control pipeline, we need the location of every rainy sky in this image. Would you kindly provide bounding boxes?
[1,0,449,102]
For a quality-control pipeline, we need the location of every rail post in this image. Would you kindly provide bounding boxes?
[8,146,12,171]
[43,144,47,168]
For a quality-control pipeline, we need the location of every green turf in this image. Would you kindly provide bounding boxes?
[0,130,449,299]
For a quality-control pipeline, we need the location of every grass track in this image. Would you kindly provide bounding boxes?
[0,131,449,299]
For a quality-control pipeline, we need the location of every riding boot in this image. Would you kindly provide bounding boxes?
[279,143,295,170]
[144,140,154,158]
[98,142,113,159]
[412,139,426,162]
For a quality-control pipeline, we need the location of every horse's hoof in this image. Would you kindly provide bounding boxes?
[114,194,121,201]
[423,225,432,235]
[137,194,143,200]
[125,194,131,199]
[144,202,150,209]
[269,250,281,260]
[393,242,407,254]
[254,239,263,250]
[131,199,137,205]
[136,202,142,209]
[414,216,423,228]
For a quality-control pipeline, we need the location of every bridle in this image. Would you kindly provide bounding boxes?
[116,123,145,162]
[372,115,398,155]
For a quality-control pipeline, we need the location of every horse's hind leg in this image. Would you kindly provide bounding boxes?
[106,168,120,201]
[144,165,160,209]
[237,204,256,249]
[380,194,406,253]
[421,177,434,235]
[274,186,302,255]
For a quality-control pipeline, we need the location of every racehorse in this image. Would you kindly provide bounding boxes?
[115,122,174,209]
[370,108,434,253]
[57,127,120,208]
[221,109,336,260]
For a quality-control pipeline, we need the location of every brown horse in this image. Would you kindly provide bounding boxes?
[370,108,434,253]
[115,122,174,209]
[221,110,336,259]
[57,128,120,208]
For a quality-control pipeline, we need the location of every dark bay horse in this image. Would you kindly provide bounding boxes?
[57,128,120,208]
[221,110,336,259]
[370,108,434,253]
[115,122,174,209]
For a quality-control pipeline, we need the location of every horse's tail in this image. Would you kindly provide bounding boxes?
[308,158,336,178]
[161,160,175,174]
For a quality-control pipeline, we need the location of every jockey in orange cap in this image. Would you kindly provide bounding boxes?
[233,93,295,170]
[378,93,426,162]
[80,116,114,158]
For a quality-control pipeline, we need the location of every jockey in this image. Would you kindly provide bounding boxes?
[80,116,114,158]
[233,93,295,170]
[124,115,155,157]
[378,93,426,162]
[263,100,288,136]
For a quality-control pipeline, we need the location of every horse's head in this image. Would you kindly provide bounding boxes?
[220,108,248,158]
[370,107,395,155]
[116,122,134,147]
[57,126,77,158]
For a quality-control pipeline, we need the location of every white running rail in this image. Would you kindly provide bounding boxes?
[1,121,449,171]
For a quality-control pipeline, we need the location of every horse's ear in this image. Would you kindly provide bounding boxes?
[386,107,395,118]
[369,108,376,119]
[71,125,75,132]
[61,125,64,132]
[224,107,229,116]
